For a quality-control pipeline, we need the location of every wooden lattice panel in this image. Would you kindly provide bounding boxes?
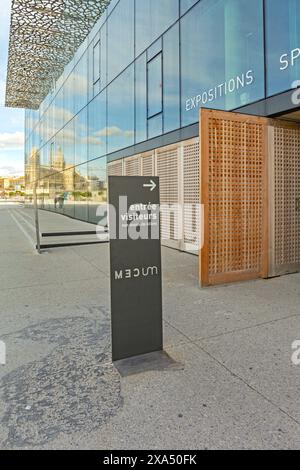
[156,147,180,248]
[269,120,300,276]
[108,161,123,176]
[124,156,141,176]
[183,140,200,251]
[201,109,269,286]
[141,153,155,177]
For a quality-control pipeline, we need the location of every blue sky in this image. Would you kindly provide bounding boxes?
[0,0,24,177]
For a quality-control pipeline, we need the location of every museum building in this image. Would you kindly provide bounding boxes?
[6,0,300,285]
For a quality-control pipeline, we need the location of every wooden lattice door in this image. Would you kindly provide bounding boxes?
[268,119,300,277]
[200,109,269,286]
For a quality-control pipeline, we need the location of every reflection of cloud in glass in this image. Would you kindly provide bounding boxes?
[95,127,134,138]
[64,73,89,97]
[37,106,91,143]
[85,136,104,145]
[53,106,75,124]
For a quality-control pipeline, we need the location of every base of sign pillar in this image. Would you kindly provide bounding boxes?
[113,350,182,377]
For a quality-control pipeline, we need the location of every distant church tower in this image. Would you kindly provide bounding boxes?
[53,145,65,172]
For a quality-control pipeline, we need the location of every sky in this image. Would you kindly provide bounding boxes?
[0,0,24,177]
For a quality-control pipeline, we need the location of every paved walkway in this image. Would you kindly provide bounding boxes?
[0,204,300,449]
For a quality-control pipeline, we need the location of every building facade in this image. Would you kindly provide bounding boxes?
[5,0,299,283]
[22,0,300,218]
[0,176,25,198]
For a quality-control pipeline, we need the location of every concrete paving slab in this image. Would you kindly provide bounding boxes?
[21,207,98,233]
[0,277,109,311]
[0,248,102,290]
[41,342,300,450]
[198,315,300,423]
[0,303,186,351]
[1,205,300,450]
[163,275,300,341]
[68,244,110,277]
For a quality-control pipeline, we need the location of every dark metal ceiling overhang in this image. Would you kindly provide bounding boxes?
[5,0,110,110]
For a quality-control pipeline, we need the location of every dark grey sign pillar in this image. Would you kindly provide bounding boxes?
[109,176,163,362]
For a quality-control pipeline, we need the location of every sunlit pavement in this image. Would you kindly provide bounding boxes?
[0,204,300,449]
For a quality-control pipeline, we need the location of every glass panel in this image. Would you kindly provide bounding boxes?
[63,167,75,218]
[266,0,300,96]
[93,40,100,84]
[147,53,163,117]
[64,68,75,123]
[54,88,65,130]
[73,51,89,115]
[49,171,56,212]
[63,120,75,217]
[100,24,107,90]
[75,109,88,166]
[88,90,107,160]
[148,114,162,139]
[135,53,147,143]
[148,38,162,61]
[107,0,134,83]
[88,157,108,224]
[163,23,180,133]
[63,120,75,167]
[180,0,198,15]
[135,0,179,57]
[75,109,88,220]
[55,171,65,215]
[181,0,265,126]
[107,65,134,153]
[74,163,89,221]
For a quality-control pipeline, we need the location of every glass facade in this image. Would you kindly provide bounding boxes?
[25,0,300,223]
[265,0,300,96]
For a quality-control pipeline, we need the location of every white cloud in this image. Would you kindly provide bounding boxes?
[0,1,11,20]
[0,80,6,104]
[0,165,23,177]
[0,131,24,150]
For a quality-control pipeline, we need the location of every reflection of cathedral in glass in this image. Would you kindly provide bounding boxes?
[25,142,107,223]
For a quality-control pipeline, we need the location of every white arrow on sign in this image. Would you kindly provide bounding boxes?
[143,179,156,192]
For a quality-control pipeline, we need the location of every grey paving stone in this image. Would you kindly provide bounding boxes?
[1,205,300,450]
[199,315,300,423]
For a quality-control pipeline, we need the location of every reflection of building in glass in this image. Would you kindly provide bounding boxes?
[0,176,25,198]
[5,1,300,279]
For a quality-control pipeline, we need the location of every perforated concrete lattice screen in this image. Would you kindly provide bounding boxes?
[124,157,141,177]
[156,147,180,250]
[107,161,123,177]
[141,154,155,177]
[183,140,200,251]
[107,138,201,254]
[5,0,110,109]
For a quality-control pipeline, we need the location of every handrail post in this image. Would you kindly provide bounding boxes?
[33,181,41,254]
